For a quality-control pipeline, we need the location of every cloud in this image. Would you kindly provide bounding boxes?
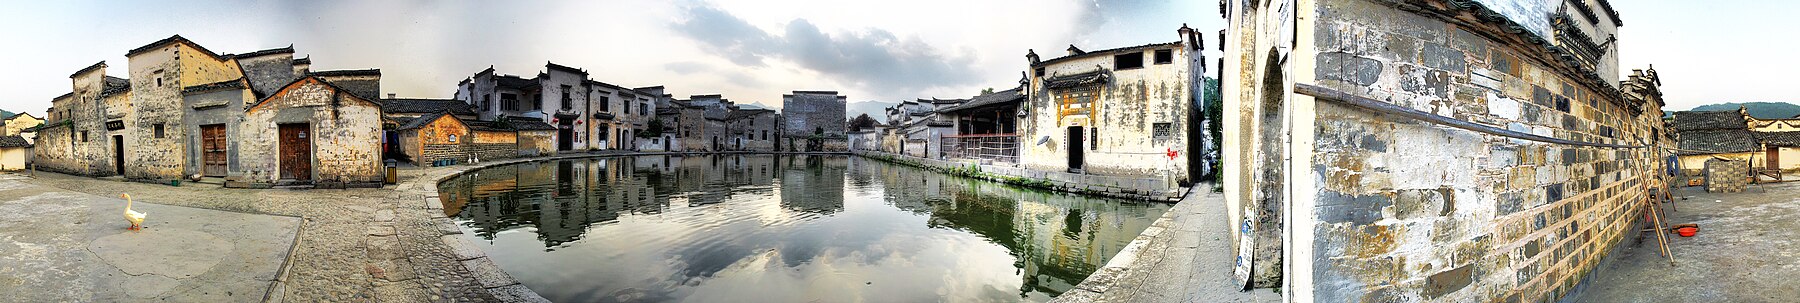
[665,61,713,74]
[671,4,981,100]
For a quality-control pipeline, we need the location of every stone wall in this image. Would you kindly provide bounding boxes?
[1221,0,1664,301]
[465,143,515,161]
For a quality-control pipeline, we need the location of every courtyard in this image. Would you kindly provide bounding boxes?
[1572,181,1800,302]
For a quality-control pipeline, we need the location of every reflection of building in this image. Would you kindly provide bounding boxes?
[778,155,846,214]
[851,157,1162,296]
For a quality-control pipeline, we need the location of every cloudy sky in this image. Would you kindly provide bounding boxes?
[0,0,1216,115]
[0,1,1784,116]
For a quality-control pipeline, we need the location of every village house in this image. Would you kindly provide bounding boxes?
[238,75,385,188]
[781,91,847,152]
[936,87,1025,163]
[1223,0,1673,301]
[453,63,664,154]
[1020,25,1206,185]
[724,108,778,151]
[1671,110,1758,187]
[4,113,44,142]
[35,35,384,188]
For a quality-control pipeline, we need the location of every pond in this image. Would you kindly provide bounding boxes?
[436,155,1169,302]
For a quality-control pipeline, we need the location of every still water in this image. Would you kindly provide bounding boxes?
[437,155,1169,302]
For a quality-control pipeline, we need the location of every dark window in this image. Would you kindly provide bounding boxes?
[80,131,88,142]
[599,96,611,112]
[482,95,491,110]
[153,123,165,139]
[624,98,631,114]
[762,130,768,140]
[531,94,541,110]
[153,70,164,87]
[1153,49,1173,65]
[1034,67,1045,77]
[1152,122,1173,138]
[640,103,648,114]
[501,93,519,111]
[1114,52,1144,70]
[560,85,573,110]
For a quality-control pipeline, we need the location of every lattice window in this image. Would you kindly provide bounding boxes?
[1153,122,1173,139]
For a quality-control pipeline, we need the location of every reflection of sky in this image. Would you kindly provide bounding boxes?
[445,155,1167,302]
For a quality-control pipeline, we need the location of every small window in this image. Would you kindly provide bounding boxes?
[531,94,542,110]
[80,131,88,142]
[153,70,164,87]
[560,85,573,110]
[153,124,165,138]
[1153,49,1173,65]
[1034,67,1045,77]
[1114,52,1144,70]
[1152,122,1173,138]
[599,96,610,112]
[449,134,459,143]
[640,103,648,114]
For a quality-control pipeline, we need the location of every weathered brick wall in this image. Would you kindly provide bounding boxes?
[464,143,515,161]
[420,144,464,166]
[4,115,42,137]
[1704,158,1747,193]
[239,78,382,186]
[1293,0,1660,302]
[127,45,195,180]
[517,130,555,157]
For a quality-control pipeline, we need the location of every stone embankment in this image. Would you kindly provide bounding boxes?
[853,150,1183,201]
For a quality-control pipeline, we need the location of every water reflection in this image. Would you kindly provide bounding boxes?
[438,155,1167,302]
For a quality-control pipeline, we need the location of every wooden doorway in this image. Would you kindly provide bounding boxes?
[201,124,227,177]
[112,135,124,175]
[279,124,312,181]
[1067,126,1084,172]
[1770,146,1782,170]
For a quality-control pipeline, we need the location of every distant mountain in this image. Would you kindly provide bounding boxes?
[1672,102,1800,119]
[847,100,897,120]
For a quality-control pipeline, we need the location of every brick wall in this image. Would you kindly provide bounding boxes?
[1224,0,1664,301]
[1704,158,1747,193]
[239,78,383,187]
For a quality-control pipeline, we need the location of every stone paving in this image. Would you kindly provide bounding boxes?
[1568,181,1800,302]
[0,173,300,302]
[23,168,498,302]
[1054,186,1280,303]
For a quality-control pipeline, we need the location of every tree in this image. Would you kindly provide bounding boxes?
[847,113,879,131]
[980,87,995,95]
[638,119,664,138]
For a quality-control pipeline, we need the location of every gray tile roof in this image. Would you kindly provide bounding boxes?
[1044,70,1110,89]
[1672,110,1746,131]
[0,135,30,148]
[939,87,1024,113]
[1755,131,1800,147]
[1677,129,1758,155]
[398,111,453,131]
[382,98,476,116]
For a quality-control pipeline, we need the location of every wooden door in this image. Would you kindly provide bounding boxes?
[279,124,312,181]
[1772,147,1782,170]
[201,124,227,176]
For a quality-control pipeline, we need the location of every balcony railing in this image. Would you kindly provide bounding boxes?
[941,133,1018,164]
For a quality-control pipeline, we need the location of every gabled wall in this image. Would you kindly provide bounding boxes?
[240,78,383,187]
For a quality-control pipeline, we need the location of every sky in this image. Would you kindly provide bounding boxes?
[0,0,1217,116]
[0,1,1782,117]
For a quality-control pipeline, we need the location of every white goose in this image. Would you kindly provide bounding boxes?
[121,194,146,231]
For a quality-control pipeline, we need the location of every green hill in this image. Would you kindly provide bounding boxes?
[1669,102,1800,119]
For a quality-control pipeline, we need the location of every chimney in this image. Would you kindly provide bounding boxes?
[1067,45,1084,56]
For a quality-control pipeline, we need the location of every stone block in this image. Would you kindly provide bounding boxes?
[461,258,518,289]
[442,235,486,261]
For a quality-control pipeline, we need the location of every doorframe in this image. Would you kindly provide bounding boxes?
[112,135,124,176]
[278,123,315,182]
[1067,125,1085,172]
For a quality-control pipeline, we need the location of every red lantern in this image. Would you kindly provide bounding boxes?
[577,120,584,125]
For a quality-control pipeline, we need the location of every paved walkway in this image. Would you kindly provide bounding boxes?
[1568,181,1800,302]
[1054,187,1279,302]
[0,173,301,302]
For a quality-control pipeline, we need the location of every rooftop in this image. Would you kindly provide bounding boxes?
[1035,41,1180,67]
[1672,111,1748,132]
[382,98,477,116]
[225,46,295,59]
[125,35,222,59]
